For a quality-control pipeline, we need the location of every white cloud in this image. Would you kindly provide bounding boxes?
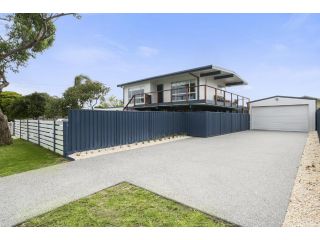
[137,46,159,57]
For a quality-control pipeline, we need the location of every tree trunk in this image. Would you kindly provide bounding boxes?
[0,108,12,145]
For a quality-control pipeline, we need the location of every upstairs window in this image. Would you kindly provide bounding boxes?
[171,80,197,101]
[128,87,144,104]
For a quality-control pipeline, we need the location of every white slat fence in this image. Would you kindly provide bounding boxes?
[12,119,66,156]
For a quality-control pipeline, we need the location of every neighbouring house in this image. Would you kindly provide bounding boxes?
[117,65,250,112]
[249,96,318,132]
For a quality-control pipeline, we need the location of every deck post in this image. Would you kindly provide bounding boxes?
[231,93,233,108]
[237,95,239,108]
[224,91,226,106]
[204,85,207,102]
[186,85,189,102]
[215,88,217,105]
[242,97,244,113]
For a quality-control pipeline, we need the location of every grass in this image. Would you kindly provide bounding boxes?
[19,182,232,227]
[0,139,65,177]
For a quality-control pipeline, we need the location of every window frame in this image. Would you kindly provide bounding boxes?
[171,79,197,102]
[128,86,145,104]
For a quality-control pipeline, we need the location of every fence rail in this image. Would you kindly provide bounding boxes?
[12,119,66,156]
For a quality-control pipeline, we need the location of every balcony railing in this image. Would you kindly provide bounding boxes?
[124,84,250,111]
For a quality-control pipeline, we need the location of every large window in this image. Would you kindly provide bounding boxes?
[128,87,144,104]
[171,80,196,101]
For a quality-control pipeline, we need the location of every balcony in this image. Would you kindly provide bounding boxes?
[124,84,250,112]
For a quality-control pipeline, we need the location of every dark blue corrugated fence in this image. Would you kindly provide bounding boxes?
[185,112,249,137]
[64,110,249,155]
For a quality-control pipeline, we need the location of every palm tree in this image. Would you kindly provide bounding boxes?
[74,74,91,86]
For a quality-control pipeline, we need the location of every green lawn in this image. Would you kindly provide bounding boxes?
[19,182,232,227]
[0,139,65,177]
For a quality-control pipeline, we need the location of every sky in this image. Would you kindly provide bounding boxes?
[4,13,320,100]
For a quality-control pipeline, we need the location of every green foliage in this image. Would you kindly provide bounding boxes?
[8,92,48,119]
[0,13,79,91]
[7,97,29,119]
[63,75,110,110]
[19,182,231,227]
[0,91,22,120]
[97,95,123,108]
[44,96,67,119]
[0,139,65,177]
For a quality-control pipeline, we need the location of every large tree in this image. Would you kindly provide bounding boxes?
[0,13,79,145]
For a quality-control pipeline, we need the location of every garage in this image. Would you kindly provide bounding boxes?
[249,96,317,132]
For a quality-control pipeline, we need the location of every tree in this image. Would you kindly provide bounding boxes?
[25,92,48,119]
[44,96,67,119]
[8,92,48,119]
[107,95,124,107]
[0,91,22,120]
[7,97,29,119]
[0,13,79,145]
[63,75,110,110]
[97,95,123,108]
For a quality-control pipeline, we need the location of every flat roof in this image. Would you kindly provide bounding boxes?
[249,95,319,103]
[117,65,247,87]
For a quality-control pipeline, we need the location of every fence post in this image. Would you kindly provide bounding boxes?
[53,120,56,153]
[27,119,29,140]
[38,119,40,145]
[63,121,68,157]
[19,120,21,138]
[13,121,15,136]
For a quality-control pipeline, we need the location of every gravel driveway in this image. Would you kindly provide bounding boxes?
[0,131,307,227]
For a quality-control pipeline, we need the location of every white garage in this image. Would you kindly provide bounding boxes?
[249,96,317,132]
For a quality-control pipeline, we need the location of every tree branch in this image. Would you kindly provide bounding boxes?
[0,13,76,61]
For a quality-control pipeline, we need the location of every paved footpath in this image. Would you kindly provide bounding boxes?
[0,131,307,227]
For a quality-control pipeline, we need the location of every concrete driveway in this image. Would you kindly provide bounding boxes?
[0,131,307,227]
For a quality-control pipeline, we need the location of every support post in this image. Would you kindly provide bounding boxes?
[204,85,207,102]
[27,119,29,141]
[38,119,40,145]
[215,88,217,105]
[53,120,56,153]
[63,121,68,157]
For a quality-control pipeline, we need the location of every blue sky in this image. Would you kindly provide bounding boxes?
[5,14,320,100]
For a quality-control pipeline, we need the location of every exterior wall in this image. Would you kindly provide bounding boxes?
[249,97,316,131]
[199,77,225,101]
[122,74,232,105]
[123,74,199,105]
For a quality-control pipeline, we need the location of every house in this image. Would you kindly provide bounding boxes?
[249,96,318,132]
[117,65,250,112]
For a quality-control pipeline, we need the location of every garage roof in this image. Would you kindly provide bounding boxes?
[249,95,318,103]
[117,65,248,87]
